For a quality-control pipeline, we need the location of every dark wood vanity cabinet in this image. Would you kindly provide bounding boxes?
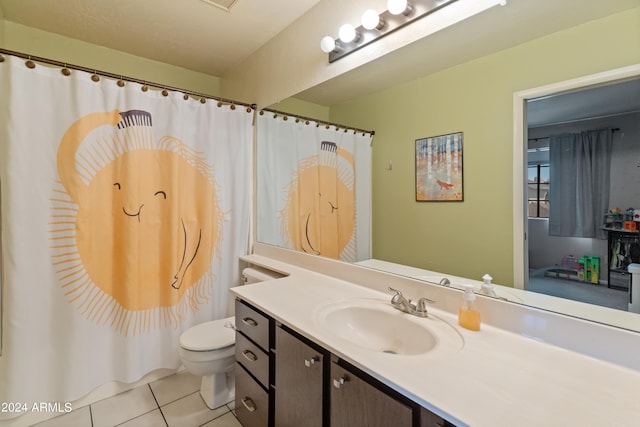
[235,298,456,427]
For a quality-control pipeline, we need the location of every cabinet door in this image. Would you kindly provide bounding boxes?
[330,361,413,427]
[275,326,324,427]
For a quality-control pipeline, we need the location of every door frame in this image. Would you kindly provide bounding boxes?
[511,64,640,290]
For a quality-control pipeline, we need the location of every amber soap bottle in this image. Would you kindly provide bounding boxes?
[458,285,481,331]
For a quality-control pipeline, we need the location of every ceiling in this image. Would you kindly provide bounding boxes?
[527,77,640,128]
[0,0,639,124]
[0,0,321,77]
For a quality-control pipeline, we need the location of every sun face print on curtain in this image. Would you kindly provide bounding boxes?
[256,113,372,263]
[282,141,355,259]
[52,109,221,335]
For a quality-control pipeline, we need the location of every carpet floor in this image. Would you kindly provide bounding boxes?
[528,267,629,311]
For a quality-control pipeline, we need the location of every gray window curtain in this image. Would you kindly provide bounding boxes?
[548,128,612,239]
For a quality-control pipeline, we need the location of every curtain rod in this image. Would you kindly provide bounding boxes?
[0,48,257,110]
[261,107,375,136]
[528,128,620,142]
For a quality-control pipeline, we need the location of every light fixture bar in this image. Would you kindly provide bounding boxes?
[327,0,458,63]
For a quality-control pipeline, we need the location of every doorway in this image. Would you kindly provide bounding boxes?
[512,65,640,294]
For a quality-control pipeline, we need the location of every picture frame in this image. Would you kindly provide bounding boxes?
[415,132,463,202]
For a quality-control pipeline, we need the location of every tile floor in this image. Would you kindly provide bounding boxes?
[32,372,241,427]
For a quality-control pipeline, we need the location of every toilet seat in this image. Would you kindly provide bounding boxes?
[180,316,235,351]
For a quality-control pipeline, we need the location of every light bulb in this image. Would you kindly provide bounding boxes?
[362,9,383,30]
[388,0,412,15]
[320,36,336,53]
[338,24,358,43]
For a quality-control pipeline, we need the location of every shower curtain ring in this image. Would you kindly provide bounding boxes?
[61,63,71,76]
[25,56,36,69]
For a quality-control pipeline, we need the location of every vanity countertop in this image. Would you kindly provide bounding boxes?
[231,255,640,427]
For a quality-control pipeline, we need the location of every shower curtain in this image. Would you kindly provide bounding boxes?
[0,55,252,418]
[256,113,372,262]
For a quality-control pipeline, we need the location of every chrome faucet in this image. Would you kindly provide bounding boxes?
[439,278,451,287]
[387,287,434,318]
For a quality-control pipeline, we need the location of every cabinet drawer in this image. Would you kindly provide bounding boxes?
[609,271,630,290]
[236,332,269,388]
[235,363,269,427]
[236,299,270,350]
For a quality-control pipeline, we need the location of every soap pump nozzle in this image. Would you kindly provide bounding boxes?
[462,285,476,307]
[480,274,497,297]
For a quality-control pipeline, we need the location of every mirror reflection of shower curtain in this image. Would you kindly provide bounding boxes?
[0,55,252,420]
[256,114,372,262]
[548,128,612,239]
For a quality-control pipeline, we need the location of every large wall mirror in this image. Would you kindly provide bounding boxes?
[256,2,640,333]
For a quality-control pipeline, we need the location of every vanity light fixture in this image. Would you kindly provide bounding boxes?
[362,9,385,30]
[321,0,508,63]
[388,0,413,16]
[320,36,341,53]
[338,24,360,43]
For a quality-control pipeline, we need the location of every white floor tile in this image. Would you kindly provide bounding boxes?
[161,392,228,427]
[118,409,167,427]
[201,412,242,427]
[31,405,92,427]
[149,371,201,406]
[91,385,158,427]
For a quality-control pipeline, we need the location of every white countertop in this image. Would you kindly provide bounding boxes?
[232,255,640,427]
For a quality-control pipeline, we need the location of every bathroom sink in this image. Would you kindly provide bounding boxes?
[314,299,461,356]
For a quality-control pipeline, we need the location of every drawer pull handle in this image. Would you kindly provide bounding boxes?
[332,376,348,389]
[304,356,319,367]
[241,397,257,412]
[242,317,258,327]
[242,349,258,362]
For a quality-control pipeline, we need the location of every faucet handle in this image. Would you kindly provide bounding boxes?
[414,297,435,317]
[387,287,404,305]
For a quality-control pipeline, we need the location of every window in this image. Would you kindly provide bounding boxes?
[528,164,549,218]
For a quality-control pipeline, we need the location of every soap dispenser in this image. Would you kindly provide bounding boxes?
[479,274,497,297]
[458,285,481,331]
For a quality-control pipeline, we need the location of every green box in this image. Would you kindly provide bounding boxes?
[579,256,600,284]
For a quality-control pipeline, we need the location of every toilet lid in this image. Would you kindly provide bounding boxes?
[180,317,235,351]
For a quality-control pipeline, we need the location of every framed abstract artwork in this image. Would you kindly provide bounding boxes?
[415,132,463,201]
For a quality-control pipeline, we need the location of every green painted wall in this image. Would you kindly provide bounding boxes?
[268,97,330,121]
[2,21,221,95]
[330,8,640,286]
[0,9,5,47]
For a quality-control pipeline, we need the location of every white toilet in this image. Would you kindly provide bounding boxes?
[178,267,283,409]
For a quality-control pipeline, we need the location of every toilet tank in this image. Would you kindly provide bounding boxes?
[242,266,285,284]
